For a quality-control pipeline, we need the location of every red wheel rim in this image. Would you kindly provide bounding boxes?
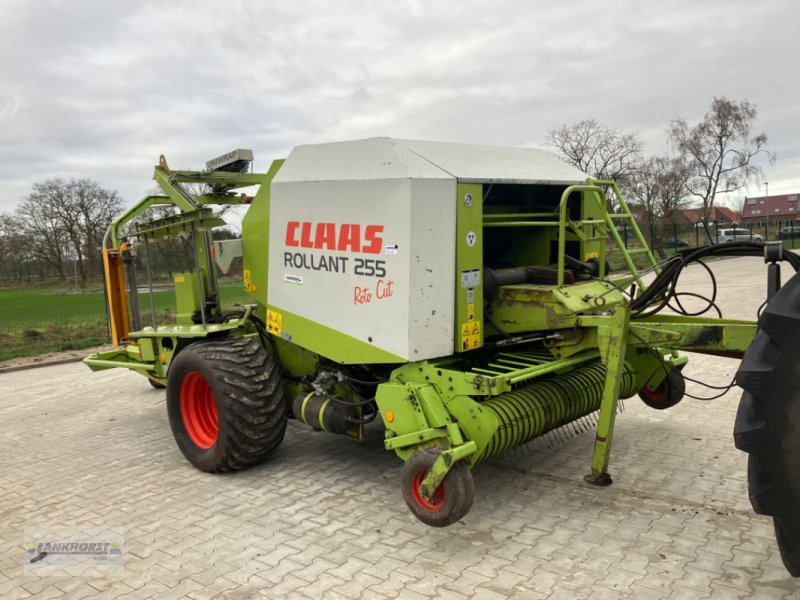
[641,381,667,401]
[411,471,445,511]
[180,371,218,449]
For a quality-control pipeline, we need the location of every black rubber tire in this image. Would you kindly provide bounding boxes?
[166,336,287,473]
[638,369,685,410]
[736,272,800,577]
[401,448,474,527]
[148,378,166,389]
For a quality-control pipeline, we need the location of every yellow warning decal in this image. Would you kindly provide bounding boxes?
[466,303,475,321]
[267,309,283,336]
[243,269,251,290]
[174,274,185,283]
[461,320,481,351]
[585,251,599,260]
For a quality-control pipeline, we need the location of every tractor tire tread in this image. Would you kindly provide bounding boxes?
[735,273,800,577]
[167,336,287,473]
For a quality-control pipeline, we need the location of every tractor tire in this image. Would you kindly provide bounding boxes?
[736,273,800,577]
[166,336,287,473]
[638,368,685,410]
[401,448,474,527]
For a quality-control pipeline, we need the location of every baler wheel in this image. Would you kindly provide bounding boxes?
[166,337,287,473]
[735,272,800,577]
[148,378,166,389]
[401,448,474,527]
[638,369,685,410]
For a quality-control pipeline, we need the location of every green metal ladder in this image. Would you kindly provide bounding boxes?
[587,178,660,294]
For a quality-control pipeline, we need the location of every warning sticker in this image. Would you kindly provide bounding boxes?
[461,320,481,351]
[243,269,251,290]
[466,303,475,322]
[585,251,599,260]
[266,310,282,336]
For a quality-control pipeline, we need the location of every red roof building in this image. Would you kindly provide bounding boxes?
[674,206,739,226]
[741,193,800,226]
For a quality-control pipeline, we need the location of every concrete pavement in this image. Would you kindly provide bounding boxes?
[1,255,799,599]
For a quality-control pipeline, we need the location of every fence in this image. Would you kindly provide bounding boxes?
[616,221,798,249]
[1,223,795,361]
[0,240,249,362]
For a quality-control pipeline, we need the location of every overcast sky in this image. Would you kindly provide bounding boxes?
[1,0,798,213]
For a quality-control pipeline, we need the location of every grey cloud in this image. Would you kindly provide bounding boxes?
[1,0,798,211]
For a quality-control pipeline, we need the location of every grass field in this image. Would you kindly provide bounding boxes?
[0,281,252,361]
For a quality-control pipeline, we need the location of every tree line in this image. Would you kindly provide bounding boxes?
[0,179,123,286]
[0,96,771,286]
[545,96,773,236]
[0,179,242,288]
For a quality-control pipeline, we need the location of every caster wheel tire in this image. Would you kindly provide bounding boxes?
[166,337,287,473]
[401,448,474,527]
[638,369,685,410]
[148,378,166,389]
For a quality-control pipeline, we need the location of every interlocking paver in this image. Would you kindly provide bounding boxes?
[2,257,799,598]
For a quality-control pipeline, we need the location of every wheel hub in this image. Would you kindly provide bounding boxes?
[411,471,445,511]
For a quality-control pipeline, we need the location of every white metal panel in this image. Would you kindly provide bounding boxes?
[274,137,588,185]
[273,138,452,183]
[268,175,457,362]
[396,139,588,184]
[407,178,456,358]
[269,179,413,359]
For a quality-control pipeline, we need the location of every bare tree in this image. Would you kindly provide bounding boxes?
[545,119,645,208]
[14,194,70,280]
[668,97,773,222]
[627,156,692,242]
[14,179,123,284]
[0,213,30,282]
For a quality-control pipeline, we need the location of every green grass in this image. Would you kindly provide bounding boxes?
[0,281,252,361]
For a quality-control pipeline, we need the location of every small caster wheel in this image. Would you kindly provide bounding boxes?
[401,448,474,527]
[148,378,166,389]
[638,369,685,410]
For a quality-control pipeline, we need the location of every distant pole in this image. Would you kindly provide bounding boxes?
[766,182,771,238]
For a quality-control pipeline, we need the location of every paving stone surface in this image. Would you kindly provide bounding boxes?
[2,256,799,598]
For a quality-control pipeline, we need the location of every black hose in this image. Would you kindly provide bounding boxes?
[631,242,800,319]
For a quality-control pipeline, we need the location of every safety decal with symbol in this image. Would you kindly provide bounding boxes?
[461,320,481,350]
[266,309,283,336]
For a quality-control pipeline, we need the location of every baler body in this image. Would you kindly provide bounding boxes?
[82,138,800,576]
[242,137,602,364]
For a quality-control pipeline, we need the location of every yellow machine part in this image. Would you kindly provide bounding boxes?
[103,246,130,346]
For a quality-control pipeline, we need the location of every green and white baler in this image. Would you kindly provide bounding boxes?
[85,139,800,575]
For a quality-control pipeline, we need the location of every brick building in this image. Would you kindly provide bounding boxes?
[674,206,739,226]
[740,193,800,227]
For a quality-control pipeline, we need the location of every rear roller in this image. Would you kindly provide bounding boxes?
[736,274,800,577]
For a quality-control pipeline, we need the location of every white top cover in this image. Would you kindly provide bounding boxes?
[273,137,588,185]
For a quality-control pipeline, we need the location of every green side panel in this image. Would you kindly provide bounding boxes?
[581,189,607,263]
[455,182,484,352]
[267,305,405,365]
[376,382,431,439]
[174,271,201,324]
[272,335,323,380]
[241,159,285,308]
[443,395,500,462]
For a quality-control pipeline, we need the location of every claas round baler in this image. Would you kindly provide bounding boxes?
[85,138,800,576]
